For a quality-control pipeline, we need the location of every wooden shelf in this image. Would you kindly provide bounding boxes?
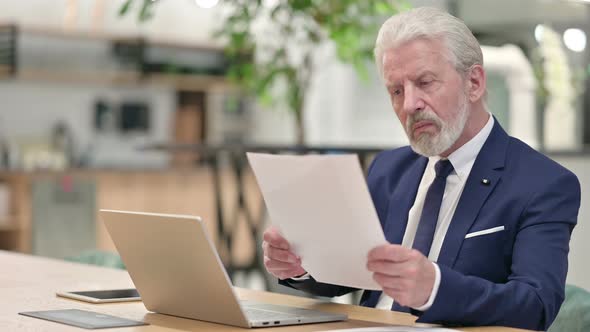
[0,67,232,91]
[146,73,229,91]
[0,65,12,76]
[14,68,139,84]
[11,23,224,52]
[0,173,29,252]
[0,23,233,91]
[0,223,19,232]
[0,214,20,232]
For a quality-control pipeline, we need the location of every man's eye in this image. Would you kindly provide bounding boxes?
[419,80,432,87]
[392,89,402,96]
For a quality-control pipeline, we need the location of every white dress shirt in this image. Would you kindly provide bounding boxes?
[376,114,494,311]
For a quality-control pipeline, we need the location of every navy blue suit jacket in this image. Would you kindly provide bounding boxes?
[280,121,581,330]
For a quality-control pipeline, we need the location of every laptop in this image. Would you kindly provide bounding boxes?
[100,209,347,328]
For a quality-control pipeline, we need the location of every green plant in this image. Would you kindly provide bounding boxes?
[120,0,411,144]
[119,0,155,22]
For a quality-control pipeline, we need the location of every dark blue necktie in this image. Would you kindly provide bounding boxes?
[391,159,454,313]
[412,159,454,257]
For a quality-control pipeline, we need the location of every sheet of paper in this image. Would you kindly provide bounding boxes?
[247,152,387,290]
[323,327,460,332]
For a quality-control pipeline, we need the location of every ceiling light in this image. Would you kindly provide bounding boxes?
[194,0,219,9]
[534,24,544,43]
[563,28,587,52]
[263,0,279,8]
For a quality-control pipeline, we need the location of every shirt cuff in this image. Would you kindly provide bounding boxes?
[289,272,310,281]
[411,262,440,311]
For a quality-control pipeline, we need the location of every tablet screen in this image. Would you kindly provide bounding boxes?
[70,288,140,300]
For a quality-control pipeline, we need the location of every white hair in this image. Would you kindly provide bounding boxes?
[374,7,483,79]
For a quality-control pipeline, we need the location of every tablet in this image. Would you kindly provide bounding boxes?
[19,309,148,329]
[56,288,141,303]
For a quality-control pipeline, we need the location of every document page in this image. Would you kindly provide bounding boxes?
[247,153,387,290]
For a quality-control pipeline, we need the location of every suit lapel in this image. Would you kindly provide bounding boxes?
[437,120,509,268]
[383,157,428,245]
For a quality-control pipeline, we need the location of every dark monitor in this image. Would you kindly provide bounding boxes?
[119,101,150,132]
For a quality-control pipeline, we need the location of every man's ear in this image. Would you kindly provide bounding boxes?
[467,64,486,102]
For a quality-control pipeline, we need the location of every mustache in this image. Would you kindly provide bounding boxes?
[406,110,443,133]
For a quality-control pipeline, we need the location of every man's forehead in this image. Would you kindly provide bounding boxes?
[384,43,448,66]
[382,43,451,82]
[383,58,441,83]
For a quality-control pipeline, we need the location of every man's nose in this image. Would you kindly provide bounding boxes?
[402,85,425,115]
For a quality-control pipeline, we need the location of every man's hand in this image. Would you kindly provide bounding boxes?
[262,227,306,280]
[367,244,435,308]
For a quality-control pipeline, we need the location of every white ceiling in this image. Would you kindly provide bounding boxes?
[459,0,590,29]
[409,0,590,29]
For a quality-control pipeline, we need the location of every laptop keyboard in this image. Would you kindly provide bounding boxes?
[243,307,300,321]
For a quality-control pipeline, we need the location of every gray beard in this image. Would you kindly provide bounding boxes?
[407,96,469,157]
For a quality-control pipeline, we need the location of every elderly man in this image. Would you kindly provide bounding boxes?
[261,7,580,330]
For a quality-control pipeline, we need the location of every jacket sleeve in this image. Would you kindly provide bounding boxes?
[278,277,358,297]
[415,172,581,331]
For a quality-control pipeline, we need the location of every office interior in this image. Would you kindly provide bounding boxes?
[0,0,589,329]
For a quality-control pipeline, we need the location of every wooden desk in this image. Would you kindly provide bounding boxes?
[0,251,530,332]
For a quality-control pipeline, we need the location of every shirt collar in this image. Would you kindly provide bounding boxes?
[428,113,494,180]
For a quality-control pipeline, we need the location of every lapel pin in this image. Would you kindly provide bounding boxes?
[481,179,490,185]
